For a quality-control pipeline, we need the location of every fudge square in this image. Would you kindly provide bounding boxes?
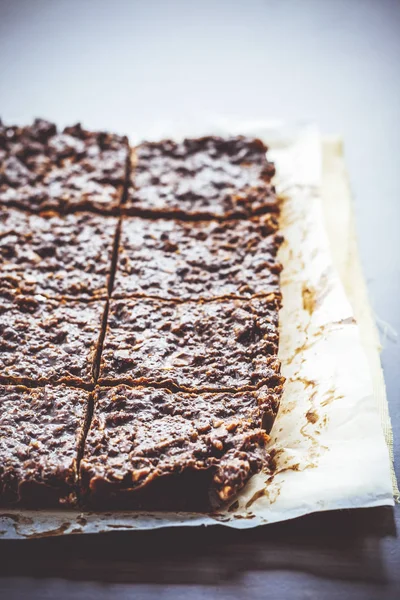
[99,296,282,391]
[0,292,106,386]
[0,385,88,506]
[125,136,277,218]
[80,383,283,509]
[0,208,118,299]
[113,214,283,301]
[0,119,129,214]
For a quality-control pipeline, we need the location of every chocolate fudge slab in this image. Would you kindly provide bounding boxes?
[0,208,118,299]
[0,385,88,507]
[0,119,128,214]
[125,136,277,218]
[0,293,106,386]
[81,383,283,509]
[113,214,283,301]
[99,296,282,391]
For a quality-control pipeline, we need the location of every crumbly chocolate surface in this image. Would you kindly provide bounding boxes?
[113,214,282,300]
[125,136,277,218]
[0,208,118,299]
[0,385,88,507]
[0,119,128,214]
[0,293,106,386]
[81,383,282,509]
[0,124,284,511]
[99,296,281,390]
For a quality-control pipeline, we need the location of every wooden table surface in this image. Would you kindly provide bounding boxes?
[0,1,399,598]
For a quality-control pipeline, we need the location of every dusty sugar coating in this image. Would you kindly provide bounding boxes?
[0,208,118,299]
[0,292,106,386]
[114,214,283,300]
[125,136,277,218]
[0,385,88,507]
[99,296,282,390]
[81,383,283,509]
[0,119,128,214]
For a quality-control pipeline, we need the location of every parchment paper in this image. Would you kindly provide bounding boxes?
[0,123,395,538]
[321,137,398,501]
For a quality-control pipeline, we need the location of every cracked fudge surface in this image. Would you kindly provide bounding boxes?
[0,124,284,511]
[0,208,118,299]
[81,383,283,509]
[0,385,88,507]
[114,214,283,301]
[0,119,128,214]
[99,296,282,390]
[125,136,277,218]
[0,293,106,386]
